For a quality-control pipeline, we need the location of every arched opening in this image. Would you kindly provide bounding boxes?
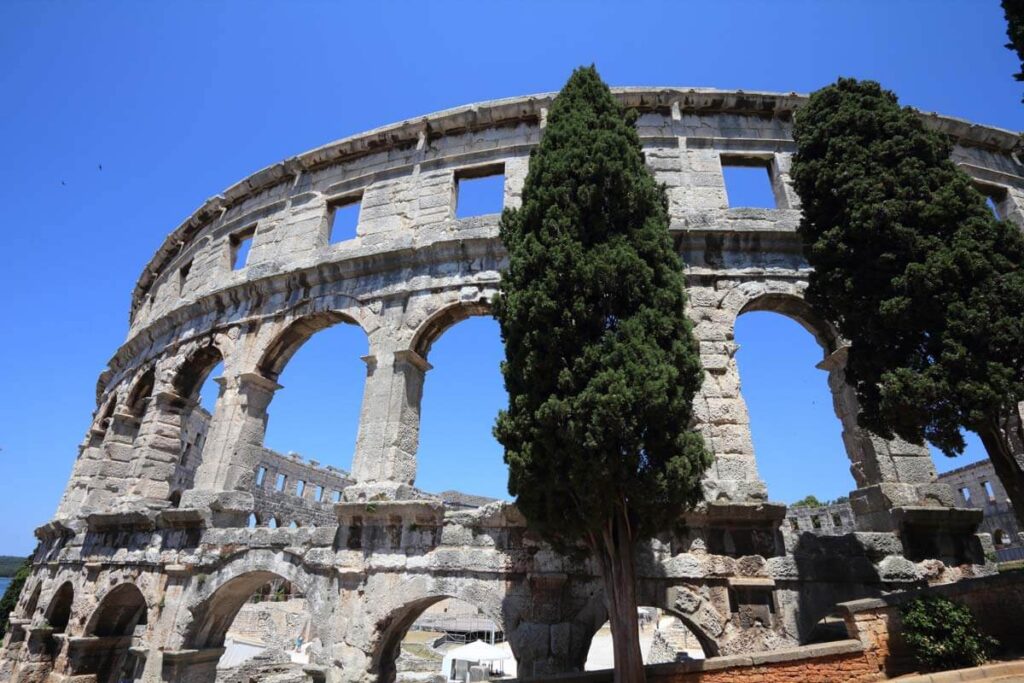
[46,582,74,634]
[123,367,155,441]
[247,513,258,528]
[376,596,511,683]
[22,582,42,622]
[994,529,1008,547]
[173,346,225,498]
[76,584,148,683]
[416,312,509,502]
[261,313,367,476]
[583,607,706,671]
[189,572,311,680]
[89,397,118,446]
[734,306,855,507]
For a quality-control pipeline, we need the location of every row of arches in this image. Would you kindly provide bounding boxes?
[78,294,511,515]
[13,550,724,683]
[16,579,148,683]
[76,281,973,527]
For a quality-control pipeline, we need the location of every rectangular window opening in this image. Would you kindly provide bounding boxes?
[332,490,342,503]
[230,226,256,270]
[179,260,193,295]
[256,466,267,487]
[811,516,822,530]
[328,195,362,244]
[455,165,505,219]
[296,480,305,497]
[961,487,972,503]
[983,480,996,501]
[721,157,777,209]
[315,485,325,501]
[831,513,842,527]
[275,473,287,492]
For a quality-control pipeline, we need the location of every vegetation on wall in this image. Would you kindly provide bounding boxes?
[901,594,997,671]
[0,560,30,638]
[790,77,1024,526]
[791,495,848,508]
[493,66,710,683]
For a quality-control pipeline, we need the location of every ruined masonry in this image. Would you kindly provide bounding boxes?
[3,88,1023,683]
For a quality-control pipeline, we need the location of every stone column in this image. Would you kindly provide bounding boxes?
[819,347,957,531]
[126,390,195,504]
[181,373,279,513]
[347,348,431,499]
[689,286,768,503]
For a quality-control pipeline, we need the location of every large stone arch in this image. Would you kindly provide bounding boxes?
[578,583,724,663]
[179,549,317,650]
[721,280,946,530]
[732,289,839,356]
[410,297,494,360]
[66,583,149,683]
[256,297,370,382]
[84,583,149,638]
[44,580,75,634]
[362,575,507,683]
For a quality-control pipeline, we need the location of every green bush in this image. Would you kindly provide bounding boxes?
[0,561,31,638]
[901,595,997,672]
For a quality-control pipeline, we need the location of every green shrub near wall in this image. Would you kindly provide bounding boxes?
[901,594,998,672]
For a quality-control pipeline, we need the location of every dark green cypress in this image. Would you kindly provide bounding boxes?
[493,66,710,682]
[791,78,1024,524]
[1003,0,1024,98]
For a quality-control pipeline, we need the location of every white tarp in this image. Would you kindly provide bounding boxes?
[441,640,511,682]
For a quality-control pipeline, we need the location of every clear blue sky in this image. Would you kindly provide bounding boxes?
[0,1,1017,555]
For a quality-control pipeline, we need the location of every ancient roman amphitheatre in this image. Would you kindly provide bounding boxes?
[2,87,1023,683]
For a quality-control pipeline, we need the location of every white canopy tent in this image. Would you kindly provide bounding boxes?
[441,639,512,682]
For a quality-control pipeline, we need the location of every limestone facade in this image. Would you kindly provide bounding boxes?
[3,88,1023,683]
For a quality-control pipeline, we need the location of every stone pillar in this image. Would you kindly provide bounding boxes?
[181,373,279,513]
[819,347,957,531]
[72,410,145,514]
[689,287,768,503]
[347,348,431,499]
[126,390,194,504]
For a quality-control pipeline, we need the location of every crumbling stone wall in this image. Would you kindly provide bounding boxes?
[3,88,1021,683]
[251,451,354,528]
[938,460,1022,553]
[785,503,856,536]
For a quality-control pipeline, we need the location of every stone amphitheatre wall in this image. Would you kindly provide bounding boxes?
[3,88,1023,683]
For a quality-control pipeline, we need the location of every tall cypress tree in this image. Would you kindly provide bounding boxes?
[791,78,1024,525]
[493,67,710,683]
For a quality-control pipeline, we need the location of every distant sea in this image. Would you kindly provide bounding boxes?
[0,578,11,595]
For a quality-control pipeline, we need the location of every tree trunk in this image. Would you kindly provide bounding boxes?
[976,408,1024,528]
[592,510,646,683]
